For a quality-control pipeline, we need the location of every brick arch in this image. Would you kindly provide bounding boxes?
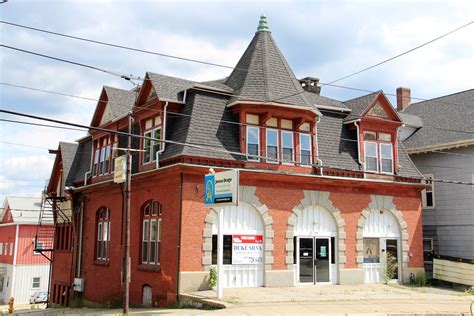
[285,190,346,271]
[355,195,409,269]
[202,186,274,271]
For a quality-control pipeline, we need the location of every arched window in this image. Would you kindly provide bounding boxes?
[96,207,110,261]
[141,200,162,265]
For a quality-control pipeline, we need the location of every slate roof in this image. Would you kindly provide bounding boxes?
[402,89,474,149]
[103,86,136,121]
[68,137,92,185]
[343,91,380,121]
[58,142,79,186]
[398,112,423,128]
[225,30,313,108]
[61,17,423,184]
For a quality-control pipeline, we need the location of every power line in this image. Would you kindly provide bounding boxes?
[1,107,472,186]
[0,20,241,72]
[0,141,50,150]
[0,44,139,82]
[326,21,474,85]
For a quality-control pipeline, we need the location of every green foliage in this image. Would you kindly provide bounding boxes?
[410,272,428,287]
[464,286,474,295]
[209,267,217,289]
[382,253,398,283]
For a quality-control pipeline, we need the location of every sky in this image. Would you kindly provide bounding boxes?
[0,0,473,203]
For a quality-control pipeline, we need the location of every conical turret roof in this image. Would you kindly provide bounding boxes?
[225,15,312,108]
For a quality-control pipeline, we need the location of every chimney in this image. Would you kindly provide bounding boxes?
[299,77,321,95]
[396,87,411,111]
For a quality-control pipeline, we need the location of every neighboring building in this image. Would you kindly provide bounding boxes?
[0,197,53,304]
[398,89,474,282]
[46,16,426,307]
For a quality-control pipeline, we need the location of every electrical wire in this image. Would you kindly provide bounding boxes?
[1,107,472,186]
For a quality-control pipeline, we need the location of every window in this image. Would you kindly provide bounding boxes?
[9,243,13,255]
[34,242,43,255]
[32,277,40,289]
[266,129,278,163]
[247,126,260,161]
[363,238,380,263]
[104,144,111,174]
[111,139,118,172]
[282,131,294,164]
[364,142,378,172]
[143,127,162,164]
[99,147,106,175]
[141,200,162,265]
[211,235,233,265]
[4,243,8,256]
[299,133,312,165]
[422,174,435,208]
[96,207,110,261]
[423,238,433,261]
[0,243,3,255]
[363,131,394,174]
[0,277,3,291]
[380,143,393,174]
[92,148,99,176]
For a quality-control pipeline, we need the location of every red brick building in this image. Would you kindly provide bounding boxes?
[47,15,425,307]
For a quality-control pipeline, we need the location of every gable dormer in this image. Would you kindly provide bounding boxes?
[344,92,403,175]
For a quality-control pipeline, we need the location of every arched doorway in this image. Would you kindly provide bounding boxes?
[294,205,337,284]
[211,202,264,288]
[362,209,401,283]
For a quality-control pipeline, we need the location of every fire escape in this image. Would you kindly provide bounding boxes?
[34,186,70,262]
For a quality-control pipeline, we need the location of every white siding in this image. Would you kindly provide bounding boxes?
[12,264,50,304]
[0,264,14,304]
[212,202,264,288]
[294,206,336,237]
[363,210,400,238]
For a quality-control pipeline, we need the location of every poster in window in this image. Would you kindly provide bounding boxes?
[232,235,263,265]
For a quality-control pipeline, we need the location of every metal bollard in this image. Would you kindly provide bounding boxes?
[8,297,14,314]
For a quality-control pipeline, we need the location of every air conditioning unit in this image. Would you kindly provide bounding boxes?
[73,278,84,292]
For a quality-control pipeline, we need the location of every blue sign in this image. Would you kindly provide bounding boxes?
[204,170,239,207]
[204,174,215,206]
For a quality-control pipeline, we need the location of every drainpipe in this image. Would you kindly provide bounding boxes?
[83,171,91,186]
[175,173,183,303]
[156,101,169,168]
[76,198,84,278]
[354,120,363,165]
[315,116,323,175]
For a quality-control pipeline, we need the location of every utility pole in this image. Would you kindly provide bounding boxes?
[123,112,132,314]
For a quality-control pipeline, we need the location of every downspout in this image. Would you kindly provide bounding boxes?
[156,101,169,168]
[354,119,362,165]
[315,116,323,176]
[76,197,84,278]
[83,171,91,186]
[175,173,183,303]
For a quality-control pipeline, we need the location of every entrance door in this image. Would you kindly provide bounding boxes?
[315,238,330,283]
[299,238,314,283]
[384,238,399,281]
[298,237,331,284]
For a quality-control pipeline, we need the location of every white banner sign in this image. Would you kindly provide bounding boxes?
[232,235,263,265]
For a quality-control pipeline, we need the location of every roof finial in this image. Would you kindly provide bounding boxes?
[257,14,270,32]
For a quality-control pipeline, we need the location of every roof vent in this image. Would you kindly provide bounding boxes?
[299,77,321,95]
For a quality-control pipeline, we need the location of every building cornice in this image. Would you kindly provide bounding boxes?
[406,139,474,154]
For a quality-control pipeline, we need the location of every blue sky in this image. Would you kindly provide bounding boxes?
[1,0,473,202]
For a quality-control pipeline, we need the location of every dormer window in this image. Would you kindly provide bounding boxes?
[247,125,260,162]
[266,129,278,163]
[299,133,312,165]
[363,131,393,174]
[142,116,162,164]
[282,131,294,164]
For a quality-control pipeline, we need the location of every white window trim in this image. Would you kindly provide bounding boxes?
[266,128,279,164]
[143,127,162,165]
[299,133,312,166]
[93,148,99,176]
[423,238,433,252]
[99,147,106,175]
[364,141,378,173]
[246,126,260,162]
[379,143,394,175]
[142,219,149,264]
[0,243,3,255]
[422,173,435,209]
[282,131,294,165]
[33,242,43,255]
[9,243,13,256]
[31,277,41,289]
